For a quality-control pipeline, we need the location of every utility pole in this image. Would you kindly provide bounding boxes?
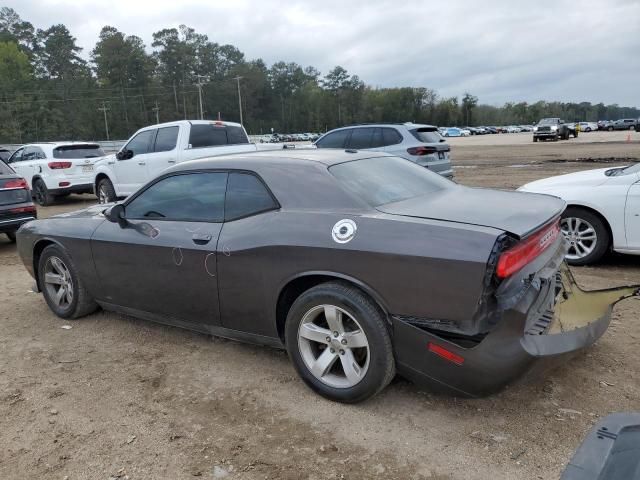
[98,102,110,141]
[152,101,160,124]
[234,76,243,125]
[195,75,210,120]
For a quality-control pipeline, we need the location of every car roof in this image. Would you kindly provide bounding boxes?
[330,122,437,130]
[172,149,392,172]
[21,141,100,148]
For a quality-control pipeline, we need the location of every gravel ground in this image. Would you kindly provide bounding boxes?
[1,131,640,480]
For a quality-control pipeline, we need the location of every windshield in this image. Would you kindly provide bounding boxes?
[330,156,453,207]
[538,118,559,125]
[53,145,105,159]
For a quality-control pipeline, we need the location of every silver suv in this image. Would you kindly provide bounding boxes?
[314,123,452,178]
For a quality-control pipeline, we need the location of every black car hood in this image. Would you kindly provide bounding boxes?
[377,186,565,239]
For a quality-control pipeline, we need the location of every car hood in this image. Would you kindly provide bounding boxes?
[52,203,112,219]
[519,168,613,192]
[377,186,565,239]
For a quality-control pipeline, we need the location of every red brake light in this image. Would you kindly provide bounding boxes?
[407,146,438,156]
[3,178,29,190]
[427,342,464,365]
[48,161,72,169]
[496,220,561,279]
[9,205,36,214]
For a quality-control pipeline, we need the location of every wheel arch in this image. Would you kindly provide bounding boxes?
[564,203,614,250]
[32,238,67,291]
[274,271,390,343]
[94,172,112,195]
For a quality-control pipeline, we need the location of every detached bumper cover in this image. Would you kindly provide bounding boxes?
[561,413,640,480]
[394,264,640,397]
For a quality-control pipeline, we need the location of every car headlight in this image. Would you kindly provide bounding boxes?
[551,126,558,131]
[533,126,538,132]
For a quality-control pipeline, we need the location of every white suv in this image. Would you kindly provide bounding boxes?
[6,142,105,206]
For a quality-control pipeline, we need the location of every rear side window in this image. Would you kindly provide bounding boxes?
[126,172,228,222]
[126,130,155,156]
[315,129,350,149]
[154,126,179,152]
[410,128,442,144]
[189,124,248,148]
[225,173,278,221]
[53,144,104,159]
[227,126,249,144]
[381,128,402,146]
[347,128,374,149]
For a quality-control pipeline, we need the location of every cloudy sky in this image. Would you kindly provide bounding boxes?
[8,0,640,106]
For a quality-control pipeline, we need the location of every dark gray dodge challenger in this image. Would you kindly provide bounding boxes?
[16,150,639,403]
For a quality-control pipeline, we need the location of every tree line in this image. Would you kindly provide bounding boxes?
[0,7,637,143]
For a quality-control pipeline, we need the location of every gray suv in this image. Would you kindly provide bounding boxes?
[314,123,453,178]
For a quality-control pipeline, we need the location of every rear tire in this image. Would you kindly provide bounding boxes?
[5,231,16,242]
[97,178,117,204]
[38,244,99,319]
[33,179,55,207]
[285,281,395,403]
[561,207,610,266]
[533,136,538,142]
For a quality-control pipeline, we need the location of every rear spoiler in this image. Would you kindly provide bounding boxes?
[561,413,640,479]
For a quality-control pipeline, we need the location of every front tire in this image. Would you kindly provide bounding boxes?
[5,231,16,242]
[97,178,116,204]
[38,245,99,319]
[561,207,610,266]
[285,282,395,403]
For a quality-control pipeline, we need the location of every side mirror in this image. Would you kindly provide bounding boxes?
[116,149,133,160]
[104,203,127,227]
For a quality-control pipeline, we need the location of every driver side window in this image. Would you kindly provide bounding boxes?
[8,148,24,163]
[125,172,228,222]
[123,130,156,157]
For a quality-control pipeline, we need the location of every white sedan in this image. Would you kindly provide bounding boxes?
[519,164,640,265]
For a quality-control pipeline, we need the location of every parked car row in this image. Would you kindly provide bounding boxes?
[598,118,638,131]
[257,132,322,143]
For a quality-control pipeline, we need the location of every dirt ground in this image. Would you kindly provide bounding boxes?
[1,131,640,480]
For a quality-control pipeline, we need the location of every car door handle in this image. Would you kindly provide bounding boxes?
[138,161,146,166]
[167,160,176,164]
[192,233,212,245]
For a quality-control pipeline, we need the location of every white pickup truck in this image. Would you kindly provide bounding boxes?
[94,120,259,203]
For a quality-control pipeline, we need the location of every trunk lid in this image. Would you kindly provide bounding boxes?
[0,174,31,206]
[377,186,565,239]
[49,144,106,178]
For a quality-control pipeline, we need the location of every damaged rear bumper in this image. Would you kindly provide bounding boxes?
[393,263,640,397]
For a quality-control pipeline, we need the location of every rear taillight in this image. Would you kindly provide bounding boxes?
[496,220,561,279]
[48,161,72,169]
[2,178,29,190]
[407,146,438,156]
[9,205,36,214]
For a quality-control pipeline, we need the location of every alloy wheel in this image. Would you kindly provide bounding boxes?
[561,217,597,260]
[43,256,74,309]
[297,304,370,389]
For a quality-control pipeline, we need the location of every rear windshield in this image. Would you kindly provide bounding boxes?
[330,156,453,207]
[410,128,442,144]
[0,160,14,174]
[189,124,249,148]
[53,145,105,159]
[0,150,10,161]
